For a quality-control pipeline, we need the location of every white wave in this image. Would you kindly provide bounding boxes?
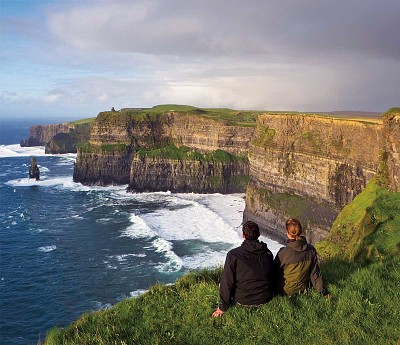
[38,166,50,172]
[175,193,245,229]
[38,245,57,253]
[0,145,46,158]
[153,237,183,272]
[258,235,283,257]
[121,214,182,272]
[182,250,226,270]
[111,253,147,262]
[5,176,74,188]
[130,289,148,297]
[120,214,155,239]
[140,197,242,244]
[93,301,112,310]
[95,217,112,224]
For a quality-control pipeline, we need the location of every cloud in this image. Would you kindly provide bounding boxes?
[47,0,400,61]
[2,0,399,118]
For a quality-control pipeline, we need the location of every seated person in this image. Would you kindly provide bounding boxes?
[274,218,331,297]
[212,221,274,317]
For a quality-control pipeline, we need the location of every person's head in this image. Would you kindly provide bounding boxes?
[285,218,302,240]
[242,221,260,240]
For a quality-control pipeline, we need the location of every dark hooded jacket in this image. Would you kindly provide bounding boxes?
[274,236,327,295]
[219,240,274,311]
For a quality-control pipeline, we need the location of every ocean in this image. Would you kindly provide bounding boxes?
[0,118,282,345]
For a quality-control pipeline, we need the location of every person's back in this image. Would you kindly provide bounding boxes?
[212,221,274,317]
[222,239,273,307]
[274,218,330,296]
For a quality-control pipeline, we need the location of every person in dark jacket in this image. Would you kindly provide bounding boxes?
[274,218,331,297]
[212,221,274,317]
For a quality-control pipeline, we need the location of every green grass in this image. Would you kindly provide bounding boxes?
[316,179,400,261]
[69,117,96,125]
[96,105,263,127]
[78,142,129,153]
[136,144,248,163]
[382,107,400,119]
[45,176,400,344]
[45,256,400,345]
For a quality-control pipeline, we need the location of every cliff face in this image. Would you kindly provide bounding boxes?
[244,114,383,241]
[129,156,249,193]
[73,147,131,185]
[382,109,400,192]
[45,122,93,154]
[164,113,254,155]
[21,123,72,146]
[73,110,253,188]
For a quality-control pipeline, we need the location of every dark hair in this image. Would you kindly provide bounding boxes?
[242,221,260,240]
[285,218,302,239]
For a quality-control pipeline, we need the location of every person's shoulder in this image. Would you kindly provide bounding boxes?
[306,242,317,252]
[259,241,273,255]
[275,245,288,257]
[227,245,242,256]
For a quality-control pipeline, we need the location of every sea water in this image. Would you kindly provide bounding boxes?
[0,119,282,345]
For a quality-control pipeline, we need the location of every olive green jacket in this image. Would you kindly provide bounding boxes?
[274,237,325,295]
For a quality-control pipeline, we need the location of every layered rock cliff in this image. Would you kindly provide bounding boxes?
[382,108,400,192]
[243,114,383,241]
[73,108,255,190]
[129,150,249,193]
[46,122,93,154]
[21,120,94,154]
[21,123,72,147]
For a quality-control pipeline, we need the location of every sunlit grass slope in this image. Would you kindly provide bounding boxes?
[45,180,400,345]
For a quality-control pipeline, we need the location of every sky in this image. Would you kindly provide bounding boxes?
[1,0,399,120]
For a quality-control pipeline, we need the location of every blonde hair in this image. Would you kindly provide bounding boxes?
[285,218,302,239]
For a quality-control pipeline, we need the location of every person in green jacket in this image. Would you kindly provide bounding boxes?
[274,218,331,297]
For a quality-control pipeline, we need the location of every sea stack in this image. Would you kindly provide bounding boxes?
[29,157,40,180]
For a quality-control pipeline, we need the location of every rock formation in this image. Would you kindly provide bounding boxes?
[21,123,72,147]
[21,121,94,154]
[381,108,400,192]
[29,157,40,180]
[243,114,383,241]
[73,108,254,192]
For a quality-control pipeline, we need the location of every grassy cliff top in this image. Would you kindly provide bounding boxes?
[68,117,97,125]
[96,104,263,127]
[72,105,389,128]
[45,180,400,345]
[136,144,248,162]
[382,107,400,119]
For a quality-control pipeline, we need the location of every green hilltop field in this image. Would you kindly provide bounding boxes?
[44,177,400,345]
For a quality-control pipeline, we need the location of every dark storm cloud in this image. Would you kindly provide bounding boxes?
[48,0,400,61]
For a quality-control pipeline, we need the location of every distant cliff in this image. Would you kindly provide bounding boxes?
[21,119,95,154]
[21,123,72,147]
[73,107,256,192]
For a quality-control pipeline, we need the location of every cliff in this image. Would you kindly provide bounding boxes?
[73,106,256,190]
[21,123,73,146]
[381,108,400,192]
[129,148,249,193]
[46,122,93,154]
[243,114,383,241]
[21,119,95,154]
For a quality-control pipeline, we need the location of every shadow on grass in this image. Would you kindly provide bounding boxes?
[320,257,365,288]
